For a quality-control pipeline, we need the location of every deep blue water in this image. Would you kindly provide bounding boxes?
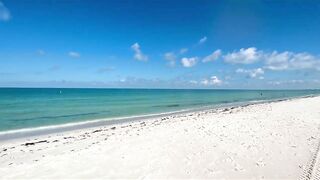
[0,88,319,132]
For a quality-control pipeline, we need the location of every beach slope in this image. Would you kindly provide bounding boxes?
[1,96,320,179]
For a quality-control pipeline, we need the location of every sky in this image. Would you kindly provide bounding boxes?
[1,0,320,89]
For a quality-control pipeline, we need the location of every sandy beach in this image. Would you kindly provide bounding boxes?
[1,96,320,179]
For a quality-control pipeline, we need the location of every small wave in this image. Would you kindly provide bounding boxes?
[152,104,180,108]
[10,111,110,122]
[0,108,191,139]
[165,104,180,107]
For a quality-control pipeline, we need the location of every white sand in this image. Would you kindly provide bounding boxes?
[1,96,320,179]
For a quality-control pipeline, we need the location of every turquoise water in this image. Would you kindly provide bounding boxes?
[0,88,319,132]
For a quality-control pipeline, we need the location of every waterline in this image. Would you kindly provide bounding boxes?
[0,94,317,141]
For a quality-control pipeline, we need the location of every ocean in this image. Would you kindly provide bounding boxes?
[0,88,319,133]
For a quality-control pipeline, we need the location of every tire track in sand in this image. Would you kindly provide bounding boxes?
[301,130,320,180]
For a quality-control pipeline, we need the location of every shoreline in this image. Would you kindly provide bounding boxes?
[1,95,320,178]
[0,94,317,142]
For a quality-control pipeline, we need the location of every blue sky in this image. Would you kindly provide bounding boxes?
[1,0,320,89]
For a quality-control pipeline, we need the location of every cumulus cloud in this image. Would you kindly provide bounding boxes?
[164,52,176,67]
[68,51,80,58]
[189,80,198,84]
[198,36,207,44]
[201,76,222,86]
[223,47,320,71]
[181,57,198,68]
[264,51,320,71]
[264,51,291,70]
[131,43,148,61]
[202,49,222,63]
[267,81,281,86]
[180,48,188,54]
[0,1,11,21]
[236,68,264,79]
[224,47,262,64]
[268,79,308,86]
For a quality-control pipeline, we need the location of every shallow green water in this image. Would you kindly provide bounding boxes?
[0,88,319,132]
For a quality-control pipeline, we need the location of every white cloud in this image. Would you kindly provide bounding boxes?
[164,52,176,67]
[312,79,320,84]
[236,68,264,79]
[198,36,207,44]
[181,57,198,68]
[68,51,80,58]
[268,79,308,86]
[268,81,281,86]
[223,47,320,71]
[264,51,320,71]
[201,76,222,86]
[131,43,148,61]
[289,79,304,84]
[200,79,209,85]
[0,1,10,22]
[180,48,188,54]
[224,47,262,64]
[189,80,198,84]
[164,52,175,61]
[202,49,222,63]
[264,51,291,70]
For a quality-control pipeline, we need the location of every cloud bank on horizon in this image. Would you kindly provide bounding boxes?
[1,0,320,89]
